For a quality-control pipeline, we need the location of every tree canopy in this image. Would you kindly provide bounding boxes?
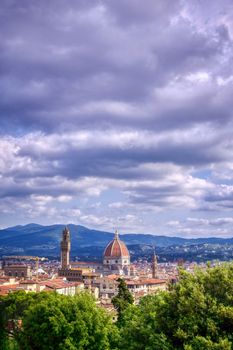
[118,264,233,350]
[0,292,119,350]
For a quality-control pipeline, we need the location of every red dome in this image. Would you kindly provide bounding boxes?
[104,231,129,258]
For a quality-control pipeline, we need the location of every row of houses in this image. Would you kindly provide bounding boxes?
[0,273,167,301]
[0,276,84,296]
[91,274,167,304]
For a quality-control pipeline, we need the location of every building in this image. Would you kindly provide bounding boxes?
[103,230,130,275]
[70,261,103,272]
[151,252,158,279]
[40,279,84,296]
[126,278,167,302]
[58,227,95,282]
[60,227,71,269]
[93,275,119,299]
[59,227,131,280]
[3,265,31,279]
[0,277,84,296]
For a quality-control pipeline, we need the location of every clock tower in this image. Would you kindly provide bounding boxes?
[152,251,158,279]
[60,227,71,269]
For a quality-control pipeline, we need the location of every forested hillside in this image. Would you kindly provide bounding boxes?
[1,223,233,257]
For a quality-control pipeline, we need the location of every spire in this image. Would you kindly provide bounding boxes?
[114,230,119,240]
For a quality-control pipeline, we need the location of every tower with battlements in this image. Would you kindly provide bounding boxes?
[152,251,158,279]
[60,227,71,269]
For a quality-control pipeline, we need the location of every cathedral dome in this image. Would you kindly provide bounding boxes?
[104,231,129,258]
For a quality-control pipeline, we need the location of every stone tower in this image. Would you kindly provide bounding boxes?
[152,250,158,279]
[60,227,71,269]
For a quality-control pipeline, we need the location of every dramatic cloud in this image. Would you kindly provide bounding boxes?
[0,0,233,236]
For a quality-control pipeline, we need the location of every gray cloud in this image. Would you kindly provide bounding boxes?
[0,0,232,133]
[1,0,233,235]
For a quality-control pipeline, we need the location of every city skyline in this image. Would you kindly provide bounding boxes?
[1,1,233,237]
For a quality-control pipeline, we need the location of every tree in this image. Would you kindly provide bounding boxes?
[0,291,119,350]
[118,264,233,350]
[0,290,41,348]
[184,336,232,350]
[22,292,119,350]
[112,278,134,323]
[117,295,172,350]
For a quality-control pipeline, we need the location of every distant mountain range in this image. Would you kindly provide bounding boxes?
[0,223,233,258]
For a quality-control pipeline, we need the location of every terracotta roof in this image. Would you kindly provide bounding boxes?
[126,279,167,286]
[0,277,16,285]
[0,284,19,295]
[126,280,143,286]
[0,277,12,281]
[19,280,36,284]
[141,278,167,285]
[106,274,120,280]
[41,280,82,290]
[104,232,129,258]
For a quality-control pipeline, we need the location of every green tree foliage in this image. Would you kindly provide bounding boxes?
[0,291,119,350]
[117,295,172,350]
[0,264,232,350]
[119,264,233,350]
[0,290,41,348]
[112,278,134,322]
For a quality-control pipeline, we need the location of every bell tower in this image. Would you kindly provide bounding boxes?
[61,227,71,269]
[152,250,158,279]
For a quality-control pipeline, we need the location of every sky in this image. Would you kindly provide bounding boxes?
[1,0,233,237]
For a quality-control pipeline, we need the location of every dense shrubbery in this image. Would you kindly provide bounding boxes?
[0,264,233,350]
